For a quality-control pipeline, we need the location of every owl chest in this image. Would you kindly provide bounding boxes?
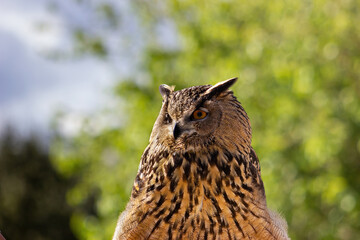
[135,168,274,240]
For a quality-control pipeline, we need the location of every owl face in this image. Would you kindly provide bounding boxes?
[150,78,251,149]
[167,90,224,140]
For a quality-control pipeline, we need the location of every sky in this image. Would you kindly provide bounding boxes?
[0,0,142,137]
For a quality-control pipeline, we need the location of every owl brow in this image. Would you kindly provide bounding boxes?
[193,95,211,110]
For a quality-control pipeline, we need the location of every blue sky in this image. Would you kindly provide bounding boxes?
[0,0,141,136]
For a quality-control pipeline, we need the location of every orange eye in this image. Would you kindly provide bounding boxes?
[192,109,208,120]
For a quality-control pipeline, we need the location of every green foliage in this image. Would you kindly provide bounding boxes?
[0,130,77,240]
[74,30,107,57]
[52,0,360,239]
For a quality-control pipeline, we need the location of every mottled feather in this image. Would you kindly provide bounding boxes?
[113,78,289,240]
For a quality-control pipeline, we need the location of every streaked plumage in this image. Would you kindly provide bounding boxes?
[113,78,289,240]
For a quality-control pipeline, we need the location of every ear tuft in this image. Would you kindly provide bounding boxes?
[159,84,175,100]
[204,77,237,99]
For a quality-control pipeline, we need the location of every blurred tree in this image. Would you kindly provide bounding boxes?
[0,129,78,240]
[52,0,360,239]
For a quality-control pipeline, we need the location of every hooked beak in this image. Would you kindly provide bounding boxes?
[173,122,182,140]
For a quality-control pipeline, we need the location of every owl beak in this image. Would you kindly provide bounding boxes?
[173,122,182,140]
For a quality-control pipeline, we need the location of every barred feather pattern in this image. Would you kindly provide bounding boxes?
[113,79,289,240]
[114,143,289,240]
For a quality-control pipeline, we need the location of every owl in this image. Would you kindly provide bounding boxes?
[113,78,289,240]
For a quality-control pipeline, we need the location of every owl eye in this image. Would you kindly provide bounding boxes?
[192,109,208,120]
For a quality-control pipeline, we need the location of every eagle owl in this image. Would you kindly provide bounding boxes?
[113,78,289,240]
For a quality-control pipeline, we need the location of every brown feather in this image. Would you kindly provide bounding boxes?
[113,78,290,240]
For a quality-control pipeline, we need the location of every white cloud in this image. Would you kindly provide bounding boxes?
[0,0,157,137]
[0,0,66,51]
[0,0,116,136]
[0,30,115,135]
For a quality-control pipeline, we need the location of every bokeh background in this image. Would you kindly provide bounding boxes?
[1,0,359,239]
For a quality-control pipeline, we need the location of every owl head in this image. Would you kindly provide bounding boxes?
[150,78,252,151]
